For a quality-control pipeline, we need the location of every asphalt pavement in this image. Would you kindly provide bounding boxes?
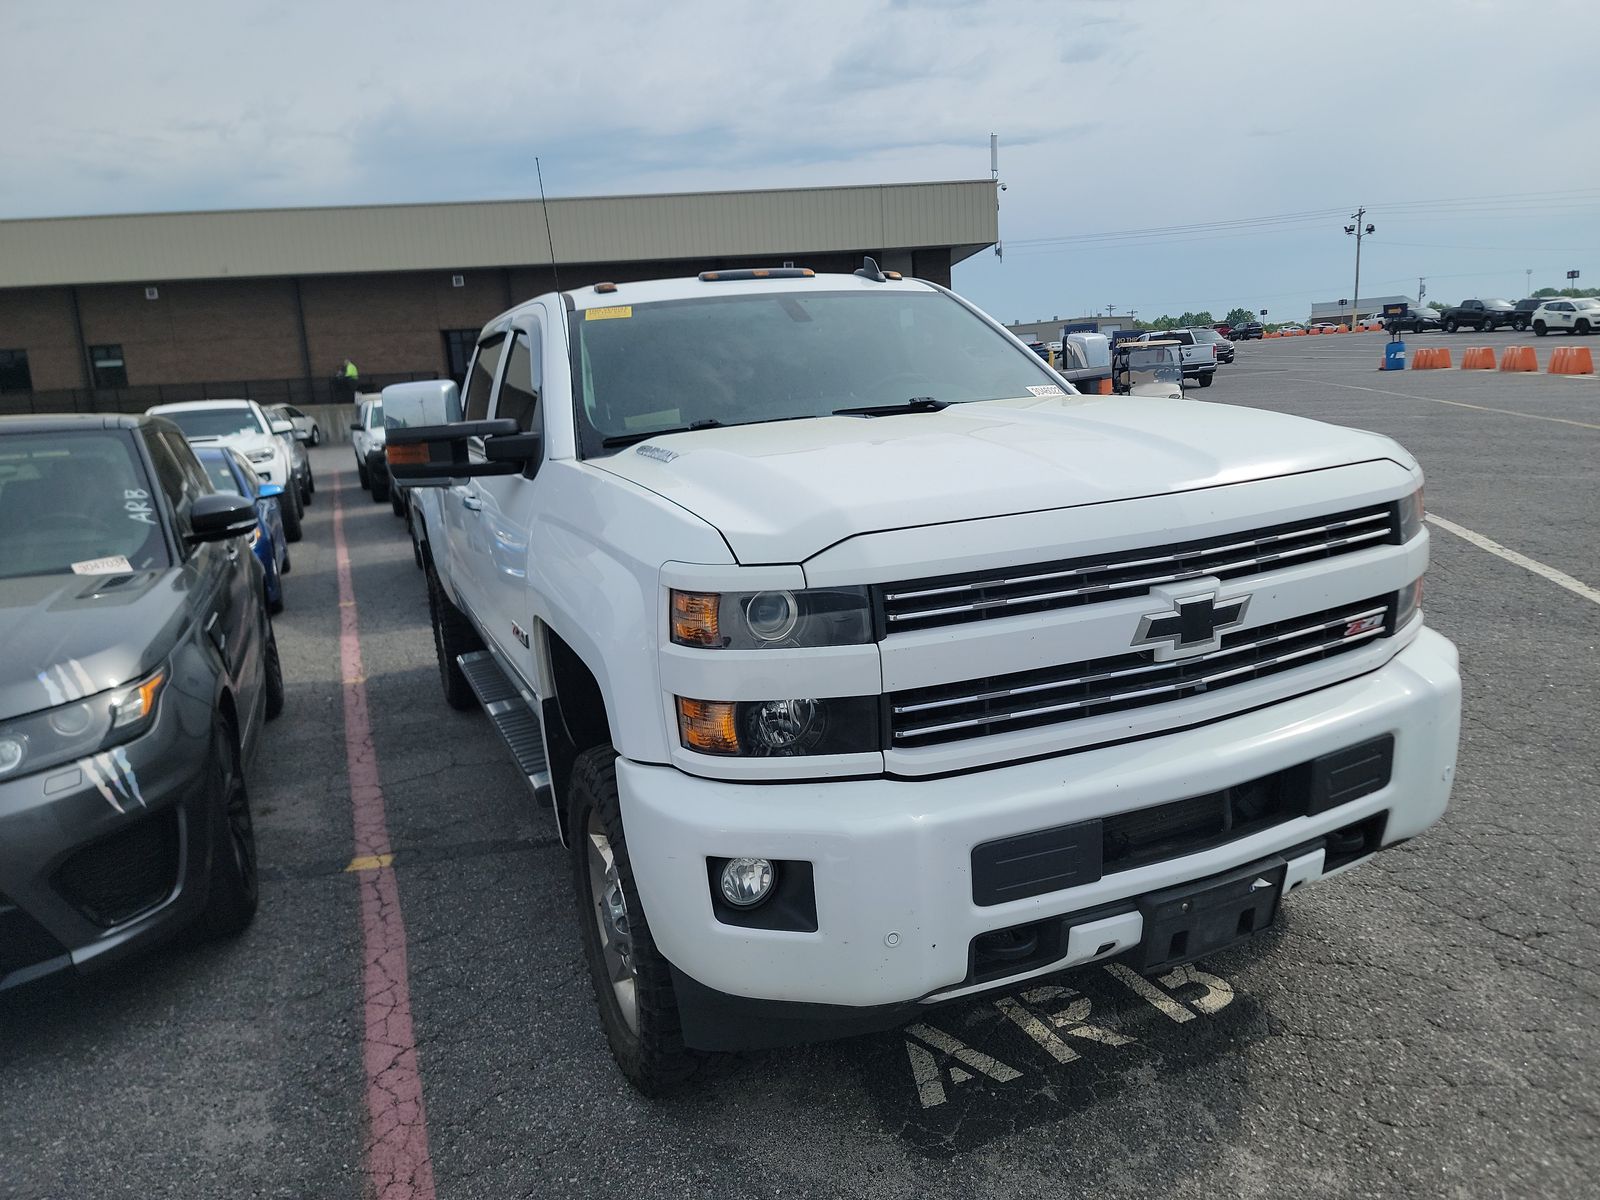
[3,332,1597,1199]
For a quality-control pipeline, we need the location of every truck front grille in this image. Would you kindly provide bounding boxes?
[880,503,1396,634]
[890,596,1393,749]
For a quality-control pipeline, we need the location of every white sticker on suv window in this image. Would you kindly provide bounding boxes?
[71,555,133,575]
[1027,385,1065,397]
[124,488,157,525]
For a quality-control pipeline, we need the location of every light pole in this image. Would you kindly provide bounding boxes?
[1526,268,1532,295]
[1344,208,1375,328]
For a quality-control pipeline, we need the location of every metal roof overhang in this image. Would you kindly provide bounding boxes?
[0,179,998,289]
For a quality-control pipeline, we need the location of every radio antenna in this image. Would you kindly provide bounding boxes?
[535,156,570,355]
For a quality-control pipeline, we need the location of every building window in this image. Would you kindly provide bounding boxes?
[0,349,31,393]
[89,345,128,388]
[441,330,479,384]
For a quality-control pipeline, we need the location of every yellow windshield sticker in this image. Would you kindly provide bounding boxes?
[585,305,633,321]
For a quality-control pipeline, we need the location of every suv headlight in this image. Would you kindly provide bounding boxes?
[670,587,873,649]
[676,696,880,757]
[245,447,276,464]
[1396,486,1424,542]
[0,666,167,780]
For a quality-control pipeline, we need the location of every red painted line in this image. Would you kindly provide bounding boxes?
[332,471,438,1200]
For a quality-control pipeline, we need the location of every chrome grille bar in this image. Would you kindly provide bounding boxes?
[881,505,1396,633]
[890,598,1393,748]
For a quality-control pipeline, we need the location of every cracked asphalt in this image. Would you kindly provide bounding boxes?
[2,328,1596,1198]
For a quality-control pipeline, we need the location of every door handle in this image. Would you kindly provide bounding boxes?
[461,493,483,512]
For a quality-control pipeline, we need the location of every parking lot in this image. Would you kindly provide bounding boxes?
[2,328,1597,1199]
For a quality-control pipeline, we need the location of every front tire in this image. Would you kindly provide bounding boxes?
[370,461,390,503]
[279,493,303,544]
[1534,322,1548,336]
[310,424,321,446]
[199,715,258,937]
[356,458,371,491]
[263,624,285,721]
[426,565,484,711]
[390,482,405,518]
[1576,320,1591,336]
[569,747,715,1095]
[1443,319,1457,333]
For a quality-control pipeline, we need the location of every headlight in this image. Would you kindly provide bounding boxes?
[245,448,276,463]
[0,667,166,779]
[670,587,873,649]
[676,696,880,757]
[1396,486,1424,542]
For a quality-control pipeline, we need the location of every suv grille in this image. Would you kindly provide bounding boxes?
[890,595,1393,749]
[880,503,1397,634]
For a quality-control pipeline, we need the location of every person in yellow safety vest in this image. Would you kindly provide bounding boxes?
[341,359,359,402]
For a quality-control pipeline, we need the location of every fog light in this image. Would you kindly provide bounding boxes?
[719,857,775,908]
[0,735,24,776]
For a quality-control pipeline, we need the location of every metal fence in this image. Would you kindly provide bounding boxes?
[0,371,443,417]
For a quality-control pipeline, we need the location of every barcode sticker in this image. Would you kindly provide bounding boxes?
[71,556,133,575]
[1027,384,1066,397]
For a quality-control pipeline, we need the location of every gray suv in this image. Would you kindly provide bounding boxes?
[0,414,283,993]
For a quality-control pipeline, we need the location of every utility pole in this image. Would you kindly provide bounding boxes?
[1344,208,1374,328]
[1418,277,1426,307]
[1526,268,1532,295]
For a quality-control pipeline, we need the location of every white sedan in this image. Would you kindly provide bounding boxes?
[268,403,321,445]
[1531,298,1600,336]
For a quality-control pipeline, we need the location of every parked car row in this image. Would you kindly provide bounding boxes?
[0,410,288,997]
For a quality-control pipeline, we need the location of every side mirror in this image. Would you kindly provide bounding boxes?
[188,492,258,543]
[387,420,538,485]
[258,483,284,498]
[349,422,362,431]
[382,380,463,430]
[269,419,294,435]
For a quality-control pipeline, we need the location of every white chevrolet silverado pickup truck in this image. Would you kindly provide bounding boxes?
[383,262,1460,1094]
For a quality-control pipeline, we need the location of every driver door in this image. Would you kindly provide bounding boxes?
[442,332,509,626]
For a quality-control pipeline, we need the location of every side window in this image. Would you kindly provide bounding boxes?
[495,326,542,432]
[462,334,507,422]
[145,432,199,541]
[166,433,213,497]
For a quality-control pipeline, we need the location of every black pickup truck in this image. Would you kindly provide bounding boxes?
[1439,298,1515,333]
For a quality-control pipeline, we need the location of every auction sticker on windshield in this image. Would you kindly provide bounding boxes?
[71,556,133,575]
[585,306,633,321]
[1027,384,1066,397]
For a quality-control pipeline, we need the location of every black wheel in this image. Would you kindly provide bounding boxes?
[1576,320,1591,336]
[370,463,390,503]
[1534,322,1548,336]
[390,481,405,517]
[200,715,258,937]
[278,492,303,543]
[263,623,285,721]
[266,577,283,615]
[280,550,291,576]
[1197,372,1213,388]
[569,747,716,1095]
[410,520,425,570]
[426,565,484,711]
[1513,319,1526,332]
[356,458,370,491]
[310,425,321,446]
[1443,319,1457,333]
[303,468,315,505]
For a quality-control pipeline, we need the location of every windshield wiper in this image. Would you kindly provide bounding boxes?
[602,419,726,448]
[832,396,947,418]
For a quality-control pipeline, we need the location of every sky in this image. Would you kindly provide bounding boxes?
[6,0,1600,323]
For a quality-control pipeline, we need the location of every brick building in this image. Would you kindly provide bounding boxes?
[0,179,998,412]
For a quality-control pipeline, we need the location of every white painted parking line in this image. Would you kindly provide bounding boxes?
[1427,514,1600,606]
[1290,378,1600,431]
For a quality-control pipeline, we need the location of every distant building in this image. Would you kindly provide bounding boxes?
[1308,295,1415,328]
[1006,315,1132,343]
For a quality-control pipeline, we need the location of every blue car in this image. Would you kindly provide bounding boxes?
[195,445,289,613]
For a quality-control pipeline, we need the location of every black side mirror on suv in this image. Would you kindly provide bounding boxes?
[188,492,259,543]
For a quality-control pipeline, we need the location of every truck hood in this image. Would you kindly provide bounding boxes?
[0,570,183,721]
[589,395,1411,564]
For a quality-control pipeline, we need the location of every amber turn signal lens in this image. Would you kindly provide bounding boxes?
[386,443,430,465]
[670,590,721,646]
[677,698,740,755]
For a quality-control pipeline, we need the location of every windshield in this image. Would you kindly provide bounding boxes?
[0,431,171,578]
[570,288,1058,453]
[161,406,264,440]
[197,450,255,497]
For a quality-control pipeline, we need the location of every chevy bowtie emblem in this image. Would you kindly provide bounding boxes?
[1133,578,1251,661]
